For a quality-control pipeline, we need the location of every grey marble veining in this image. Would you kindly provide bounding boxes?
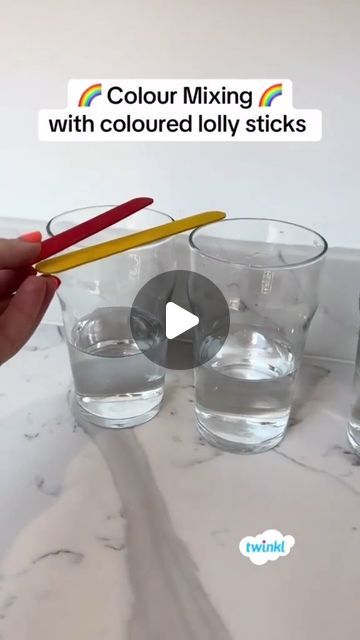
[1,324,360,639]
[84,425,232,640]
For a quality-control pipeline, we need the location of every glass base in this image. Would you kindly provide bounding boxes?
[71,387,163,429]
[196,413,287,454]
[347,423,360,455]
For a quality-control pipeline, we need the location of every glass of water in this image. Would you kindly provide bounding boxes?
[348,324,360,453]
[189,218,327,453]
[47,206,174,429]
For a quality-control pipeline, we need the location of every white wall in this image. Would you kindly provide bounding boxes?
[1,0,359,247]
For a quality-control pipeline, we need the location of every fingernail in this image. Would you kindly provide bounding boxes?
[51,276,61,289]
[42,274,61,289]
[20,231,42,243]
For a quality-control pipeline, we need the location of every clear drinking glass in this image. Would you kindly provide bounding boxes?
[48,206,174,429]
[348,326,360,453]
[189,218,327,453]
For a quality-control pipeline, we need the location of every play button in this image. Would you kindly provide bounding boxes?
[166,302,199,339]
[130,270,229,370]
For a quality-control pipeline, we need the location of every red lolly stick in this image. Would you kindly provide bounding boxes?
[38,197,153,261]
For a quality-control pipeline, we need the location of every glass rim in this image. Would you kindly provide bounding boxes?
[46,204,174,237]
[189,217,328,270]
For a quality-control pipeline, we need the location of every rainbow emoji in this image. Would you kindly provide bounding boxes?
[78,83,102,107]
[259,83,283,107]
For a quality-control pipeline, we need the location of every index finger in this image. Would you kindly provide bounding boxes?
[0,238,41,269]
[0,275,58,364]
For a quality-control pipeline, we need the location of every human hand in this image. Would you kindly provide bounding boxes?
[0,232,60,364]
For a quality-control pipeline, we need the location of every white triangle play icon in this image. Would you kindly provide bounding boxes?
[165,302,199,340]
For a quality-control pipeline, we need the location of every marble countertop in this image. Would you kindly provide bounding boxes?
[0,324,359,640]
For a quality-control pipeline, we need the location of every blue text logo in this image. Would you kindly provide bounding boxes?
[239,529,295,565]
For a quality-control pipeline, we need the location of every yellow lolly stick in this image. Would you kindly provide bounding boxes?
[36,211,226,274]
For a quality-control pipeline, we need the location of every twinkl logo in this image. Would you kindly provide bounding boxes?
[239,529,295,566]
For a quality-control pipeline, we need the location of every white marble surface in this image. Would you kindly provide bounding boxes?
[0,324,360,640]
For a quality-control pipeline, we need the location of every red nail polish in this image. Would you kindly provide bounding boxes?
[20,231,42,243]
[52,276,61,289]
